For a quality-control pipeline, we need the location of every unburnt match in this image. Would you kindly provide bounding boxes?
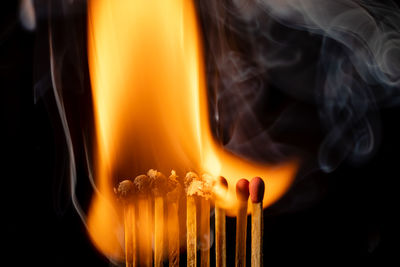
[236,179,250,267]
[250,177,265,267]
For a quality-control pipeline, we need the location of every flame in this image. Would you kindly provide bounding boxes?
[87,0,298,261]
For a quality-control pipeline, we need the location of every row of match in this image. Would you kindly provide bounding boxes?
[115,169,265,267]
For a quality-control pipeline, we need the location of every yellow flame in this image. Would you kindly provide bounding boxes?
[87,0,298,261]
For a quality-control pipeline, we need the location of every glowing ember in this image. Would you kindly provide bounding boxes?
[87,0,298,261]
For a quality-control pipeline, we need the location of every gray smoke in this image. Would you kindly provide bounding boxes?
[199,0,400,172]
[19,0,36,31]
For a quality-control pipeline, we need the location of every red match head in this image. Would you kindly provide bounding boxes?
[236,179,250,202]
[250,177,265,203]
[217,176,228,189]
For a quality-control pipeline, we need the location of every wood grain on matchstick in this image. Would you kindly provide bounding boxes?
[187,195,197,267]
[200,198,210,267]
[167,171,181,267]
[235,179,250,267]
[154,196,165,267]
[134,175,153,267]
[115,180,137,267]
[167,201,180,266]
[124,204,136,267]
[215,176,228,267]
[250,177,265,267]
[148,169,167,267]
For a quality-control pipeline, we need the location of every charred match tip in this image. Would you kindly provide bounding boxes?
[115,180,135,199]
[168,170,179,187]
[148,169,167,196]
[184,171,199,188]
[250,177,265,203]
[167,170,182,201]
[217,176,228,189]
[236,179,250,202]
[133,174,151,194]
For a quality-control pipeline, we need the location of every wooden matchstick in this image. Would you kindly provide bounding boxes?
[154,196,165,266]
[137,197,153,267]
[215,176,228,267]
[187,194,197,267]
[115,180,137,267]
[200,173,214,267]
[235,179,250,267]
[125,203,136,267]
[167,171,182,266]
[134,174,153,267]
[185,172,214,267]
[185,172,199,267]
[200,197,210,267]
[250,177,265,267]
[167,199,180,266]
[148,170,167,267]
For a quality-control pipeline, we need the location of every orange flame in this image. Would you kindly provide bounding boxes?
[87,0,298,261]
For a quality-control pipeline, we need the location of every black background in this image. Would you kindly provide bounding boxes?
[2,1,399,266]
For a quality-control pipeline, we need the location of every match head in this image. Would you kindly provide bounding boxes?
[133,174,152,194]
[167,170,179,191]
[115,180,135,200]
[167,170,183,202]
[216,176,228,189]
[147,169,167,196]
[236,179,250,202]
[184,171,199,189]
[249,177,265,203]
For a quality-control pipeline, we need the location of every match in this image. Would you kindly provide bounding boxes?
[185,172,198,267]
[115,180,137,267]
[134,174,153,267]
[167,170,182,266]
[148,169,167,267]
[200,174,213,267]
[236,179,250,267]
[214,176,228,267]
[250,177,265,267]
[185,171,213,267]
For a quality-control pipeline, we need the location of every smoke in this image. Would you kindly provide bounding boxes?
[19,0,36,31]
[198,0,400,172]
[31,0,91,224]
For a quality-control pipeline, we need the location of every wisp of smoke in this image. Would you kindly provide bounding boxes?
[198,0,400,172]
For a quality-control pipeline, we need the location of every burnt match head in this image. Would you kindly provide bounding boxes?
[167,170,179,191]
[133,174,152,194]
[184,171,199,190]
[167,170,182,202]
[115,180,135,200]
[249,177,265,203]
[236,179,250,202]
[147,169,167,196]
[184,171,213,199]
